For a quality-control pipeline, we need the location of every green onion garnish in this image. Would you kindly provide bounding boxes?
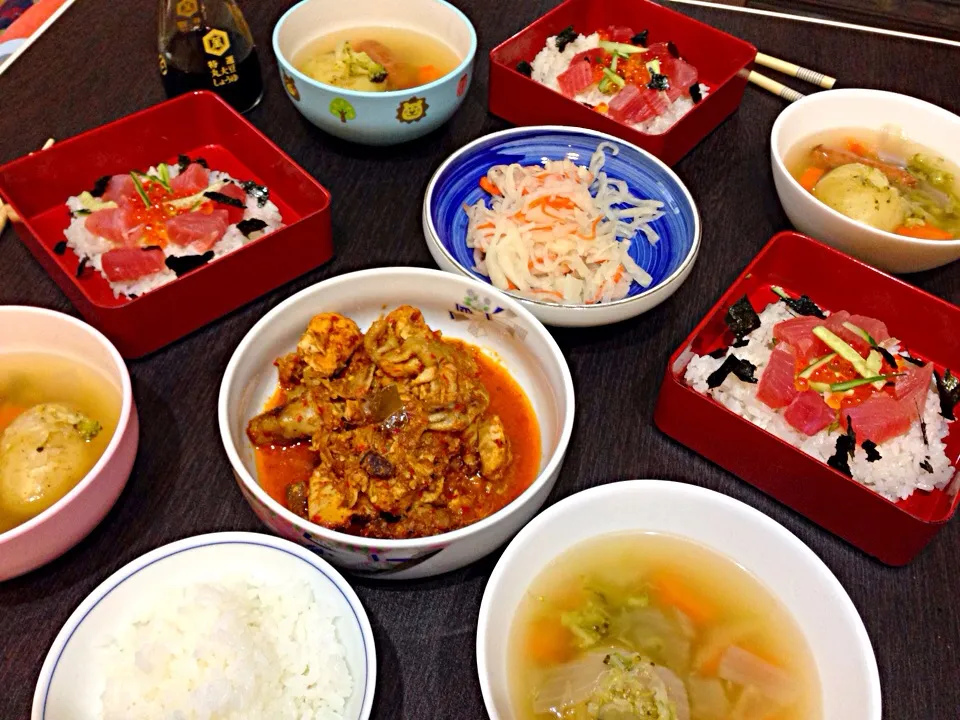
[829,373,903,392]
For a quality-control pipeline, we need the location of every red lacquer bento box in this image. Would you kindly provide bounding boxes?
[654,231,960,565]
[488,0,757,166]
[0,91,333,358]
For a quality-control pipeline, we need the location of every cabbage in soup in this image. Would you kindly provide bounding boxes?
[509,532,821,720]
[0,353,120,533]
[294,26,460,92]
[785,126,960,240]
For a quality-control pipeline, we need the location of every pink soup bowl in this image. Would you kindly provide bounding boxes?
[0,307,138,580]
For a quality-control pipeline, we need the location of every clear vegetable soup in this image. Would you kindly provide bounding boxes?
[294,26,461,92]
[510,533,821,720]
[785,126,960,240]
[0,353,121,533]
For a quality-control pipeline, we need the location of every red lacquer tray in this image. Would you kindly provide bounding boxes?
[654,231,960,565]
[488,0,757,166]
[0,91,333,358]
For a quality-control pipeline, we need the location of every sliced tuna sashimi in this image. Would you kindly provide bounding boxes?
[608,85,668,124]
[824,311,876,354]
[842,394,915,445]
[165,208,230,252]
[894,361,934,406]
[773,316,830,362]
[210,182,247,224]
[603,25,635,43]
[84,207,143,246]
[847,314,890,344]
[102,175,138,208]
[661,57,698,102]
[171,163,210,196]
[784,391,836,436]
[557,57,598,98]
[643,42,676,66]
[756,345,800,409]
[100,247,167,282]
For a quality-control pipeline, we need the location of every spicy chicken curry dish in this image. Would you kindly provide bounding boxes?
[247,306,540,539]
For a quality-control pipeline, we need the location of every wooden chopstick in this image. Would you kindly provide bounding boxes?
[755,52,836,89]
[748,71,805,103]
[0,137,55,234]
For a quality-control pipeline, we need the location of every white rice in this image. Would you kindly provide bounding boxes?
[683,303,956,501]
[98,577,352,720]
[64,164,284,298]
[530,32,708,135]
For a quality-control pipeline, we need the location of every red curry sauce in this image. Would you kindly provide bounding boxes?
[254,342,541,535]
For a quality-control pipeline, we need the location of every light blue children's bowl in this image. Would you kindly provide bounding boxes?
[273,0,477,145]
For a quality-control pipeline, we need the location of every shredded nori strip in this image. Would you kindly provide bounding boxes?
[920,458,934,473]
[74,209,91,216]
[725,295,762,346]
[370,70,387,83]
[872,345,898,369]
[708,347,727,359]
[516,60,533,76]
[934,369,959,420]
[647,73,670,91]
[903,354,926,367]
[706,355,758,389]
[667,41,680,58]
[165,251,214,277]
[204,190,245,208]
[555,25,577,52]
[240,180,269,208]
[195,157,209,168]
[861,440,881,462]
[53,241,67,255]
[772,287,826,317]
[75,257,88,278]
[630,30,649,45]
[236,218,267,237]
[827,417,856,476]
[689,83,702,103]
[89,175,111,198]
[177,154,191,172]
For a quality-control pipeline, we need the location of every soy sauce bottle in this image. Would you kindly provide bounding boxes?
[158,0,263,113]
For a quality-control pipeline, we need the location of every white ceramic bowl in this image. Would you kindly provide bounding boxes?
[273,0,476,145]
[33,532,376,720]
[771,88,960,274]
[219,268,575,579]
[0,307,138,581]
[422,126,701,327]
[477,480,882,720]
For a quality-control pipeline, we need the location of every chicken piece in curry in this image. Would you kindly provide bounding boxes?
[247,306,540,539]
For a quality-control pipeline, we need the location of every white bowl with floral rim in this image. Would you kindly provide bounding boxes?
[218,268,574,579]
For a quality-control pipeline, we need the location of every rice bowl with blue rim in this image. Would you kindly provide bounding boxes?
[422,126,701,327]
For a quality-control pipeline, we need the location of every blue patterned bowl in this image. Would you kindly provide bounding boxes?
[423,126,701,326]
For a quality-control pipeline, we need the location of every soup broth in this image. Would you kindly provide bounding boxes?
[510,532,821,720]
[785,126,960,240]
[294,26,460,92]
[0,353,121,533]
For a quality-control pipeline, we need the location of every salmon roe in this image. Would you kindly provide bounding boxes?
[125,180,215,248]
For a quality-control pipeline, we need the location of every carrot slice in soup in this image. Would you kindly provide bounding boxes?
[798,166,825,192]
[526,616,575,665]
[894,223,954,240]
[651,571,715,625]
[0,405,25,434]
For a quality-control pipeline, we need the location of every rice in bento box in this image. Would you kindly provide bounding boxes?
[525,25,707,136]
[63,156,283,298]
[683,289,957,502]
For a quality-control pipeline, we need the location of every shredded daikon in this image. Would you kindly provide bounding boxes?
[464,142,664,305]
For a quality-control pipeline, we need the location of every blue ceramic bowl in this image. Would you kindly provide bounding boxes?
[273,0,476,146]
[423,126,701,326]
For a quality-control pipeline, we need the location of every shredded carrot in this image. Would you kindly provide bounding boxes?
[651,571,715,625]
[417,65,442,84]
[526,617,575,665]
[475,221,495,230]
[527,260,534,270]
[798,166,826,192]
[894,223,954,240]
[479,177,501,196]
[612,264,624,283]
[507,280,518,290]
[532,288,564,299]
[0,404,25,434]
